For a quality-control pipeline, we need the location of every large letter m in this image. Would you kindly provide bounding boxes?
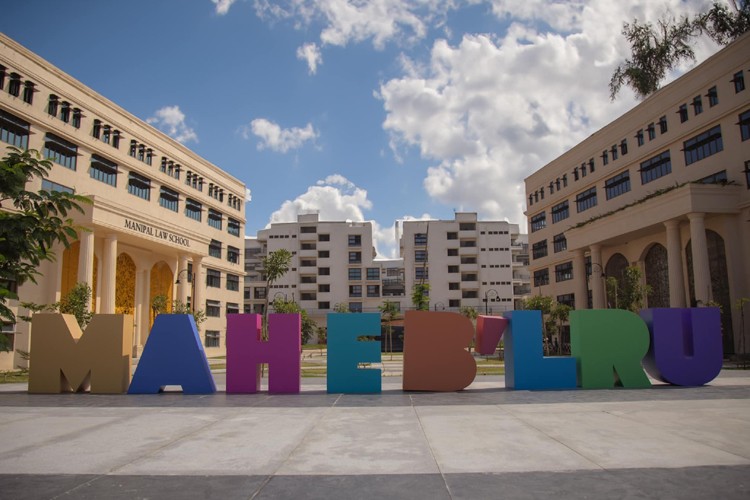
[28,314,133,394]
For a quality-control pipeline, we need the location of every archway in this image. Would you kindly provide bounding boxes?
[605,253,629,309]
[60,240,98,311]
[644,243,670,308]
[149,261,174,328]
[686,229,733,355]
[115,253,136,315]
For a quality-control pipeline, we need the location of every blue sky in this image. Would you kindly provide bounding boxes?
[1,0,721,258]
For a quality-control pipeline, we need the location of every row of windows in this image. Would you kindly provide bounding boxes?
[533,261,573,286]
[48,95,82,128]
[205,300,241,318]
[208,240,241,264]
[529,72,747,207]
[348,268,381,281]
[0,65,34,105]
[205,269,241,291]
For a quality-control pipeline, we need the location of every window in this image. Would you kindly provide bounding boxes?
[127,172,151,200]
[22,81,34,104]
[605,170,631,200]
[532,240,548,259]
[226,274,240,291]
[8,73,21,96]
[227,218,240,237]
[43,133,77,170]
[129,140,137,157]
[733,71,745,93]
[204,331,220,347]
[557,294,575,308]
[319,284,330,292]
[206,300,221,317]
[318,233,330,242]
[601,150,608,166]
[300,226,316,234]
[555,262,573,282]
[553,233,567,253]
[41,179,74,194]
[319,268,330,277]
[367,285,380,297]
[745,161,750,189]
[447,232,458,240]
[0,65,4,89]
[92,119,102,139]
[459,239,476,248]
[459,222,476,230]
[102,125,111,144]
[185,198,202,221]
[349,285,362,297]
[0,109,30,148]
[530,212,546,232]
[72,108,81,129]
[206,269,221,288]
[415,250,428,262]
[318,250,330,258]
[348,234,361,246]
[610,146,618,161]
[696,170,728,185]
[159,186,179,212]
[349,302,363,313]
[640,150,671,184]
[367,268,379,280]
[636,129,644,146]
[683,125,723,166]
[692,95,703,115]
[414,233,427,245]
[89,155,118,186]
[533,268,549,287]
[209,240,222,258]
[647,123,656,140]
[349,251,361,263]
[551,200,569,223]
[227,246,240,264]
[448,265,459,273]
[658,116,668,135]
[573,167,579,181]
[416,267,429,280]
[60,102,71,123]
[447,248,458,257]
[208,209,223,230]
[679,104,689,123]
[575,187,597,213]
[226,302,240,314]
[348,268,362,280]
[739,110,750,141]
[707,86,718,107]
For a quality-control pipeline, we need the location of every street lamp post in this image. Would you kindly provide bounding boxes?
[484,289,498,315]
[175,268,195,311]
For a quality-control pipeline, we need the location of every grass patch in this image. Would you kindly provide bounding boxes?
[476,366,505,376]
[0,371,29,383]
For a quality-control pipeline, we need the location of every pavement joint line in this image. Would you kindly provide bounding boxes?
[48,474,104,500]
[411,400,453,499]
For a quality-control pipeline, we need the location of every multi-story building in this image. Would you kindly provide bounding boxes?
[524,33,750,356]
[0,34,247,369]
[400,213,526,315]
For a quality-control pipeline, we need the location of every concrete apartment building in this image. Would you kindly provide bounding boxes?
[244,213,530,328]
[524,33,750,356]
[0,34,247,369]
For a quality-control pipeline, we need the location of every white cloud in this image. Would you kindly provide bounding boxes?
[378,0,719,227]
[146,105,198,144]
[212,0,237,15]
[240,118,318,153]
[245,188,253,202]
[296,42,323,74]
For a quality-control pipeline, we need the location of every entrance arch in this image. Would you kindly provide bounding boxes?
[605,253,629,309]
[115,253,136,315]
[60,240,98,311]
[644,243,669,308]
[149,261,174,327]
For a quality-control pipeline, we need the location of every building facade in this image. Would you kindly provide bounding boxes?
[524,33,750,356]
[0,34,247,369]
[243,213,529,329]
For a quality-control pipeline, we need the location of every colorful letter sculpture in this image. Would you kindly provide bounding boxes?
[226,313,301,394]
[29,313,133,394]
[570,309,651,389]
[640,308,723,386]
[503,310,576,390]
[327,313,382,393]
[475,315,508,355]
[128,314,216,394]
[403,311,476,392]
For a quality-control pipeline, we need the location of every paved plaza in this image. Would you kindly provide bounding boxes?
[0,371,749,499]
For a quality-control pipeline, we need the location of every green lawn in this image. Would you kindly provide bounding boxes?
[0,371,29,383]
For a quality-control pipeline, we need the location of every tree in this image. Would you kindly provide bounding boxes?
[523,295,557,345]
[607,266,652,313]
[333,302,350,313]
[57,282,94,329]
[379,300,400,359]
[272,297,315,344]
[610,2,749,100]
[260,249,292,338]
[459,305,478,321]
[411,283,430,311]
[1,148,90,350]
[550,303,572,355]
[151,294,206,331]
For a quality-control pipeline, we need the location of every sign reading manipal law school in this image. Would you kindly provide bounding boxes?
[124,219,190,248]
[27,308,724,396]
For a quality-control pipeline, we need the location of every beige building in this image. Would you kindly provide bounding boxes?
[0,34,246,369]
[400,213,529,314]
[524,33,750,356]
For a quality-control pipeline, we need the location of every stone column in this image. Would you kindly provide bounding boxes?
[100,235,118,313]
[664,219,686,308]
[193,256,204,312]
[590,244,605,309]
[134,268,150,354]
[688,212,712,305]
[177,254,190,304]
[77,230,95,305]
[572,248,588,310]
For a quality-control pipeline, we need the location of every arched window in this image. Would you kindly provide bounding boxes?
[644,244,669,308]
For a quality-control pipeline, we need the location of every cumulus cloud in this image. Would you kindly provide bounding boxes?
[296,42,323,74]
[245,188,252,202]
[212,0,237,15]
[147,105,198,144]
[240,118,318,153]
[378,0,718,226]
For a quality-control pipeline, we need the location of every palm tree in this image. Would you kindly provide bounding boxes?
[260,249,292,339]
[379,300,400,359]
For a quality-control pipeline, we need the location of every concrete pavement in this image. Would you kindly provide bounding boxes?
[0,371,749,499]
